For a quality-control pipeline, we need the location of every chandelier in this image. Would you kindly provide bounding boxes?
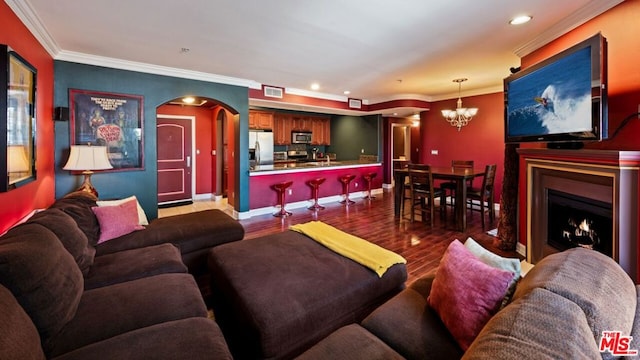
[441,78,478,131]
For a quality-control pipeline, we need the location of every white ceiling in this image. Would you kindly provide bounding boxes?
[8,0,622,115]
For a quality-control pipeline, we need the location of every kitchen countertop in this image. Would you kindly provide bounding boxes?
[250,160,381,176]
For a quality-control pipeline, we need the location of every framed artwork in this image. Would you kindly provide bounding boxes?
[1,45,37,192]
[70,89,144,171]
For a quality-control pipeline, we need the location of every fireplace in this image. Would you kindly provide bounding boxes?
[547,189,613,257]
[518,149,640,283]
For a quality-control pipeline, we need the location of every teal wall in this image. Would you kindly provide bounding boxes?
[53,61,250,219]
[329,114,382,161]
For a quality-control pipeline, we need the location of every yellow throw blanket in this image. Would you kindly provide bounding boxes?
[289,221,406,278]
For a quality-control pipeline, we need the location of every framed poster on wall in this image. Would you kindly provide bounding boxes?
[69,89,144,171]
[1,44,37,192]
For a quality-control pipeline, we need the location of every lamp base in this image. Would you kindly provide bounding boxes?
[75,171,99,198]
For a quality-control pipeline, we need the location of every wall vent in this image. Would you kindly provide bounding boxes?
[264,86,284,98]
[348,98,362,109]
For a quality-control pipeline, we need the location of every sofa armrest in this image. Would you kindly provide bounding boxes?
[361,274,462,360]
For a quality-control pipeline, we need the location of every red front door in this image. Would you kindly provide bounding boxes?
[157,117,192,204]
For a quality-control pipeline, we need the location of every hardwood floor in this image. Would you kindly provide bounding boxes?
[163,190,521,286]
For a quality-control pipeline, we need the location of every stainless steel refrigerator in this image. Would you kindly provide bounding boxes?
[249,130,274,165]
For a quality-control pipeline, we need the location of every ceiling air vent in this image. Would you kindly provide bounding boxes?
[264,86,284,98]
[348,98,362,109]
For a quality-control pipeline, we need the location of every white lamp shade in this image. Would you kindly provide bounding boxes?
[63,145,113,171]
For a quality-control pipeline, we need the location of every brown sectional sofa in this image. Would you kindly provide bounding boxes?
[208,230,408,360]
[297,247,640,360]
[0,192,244,359]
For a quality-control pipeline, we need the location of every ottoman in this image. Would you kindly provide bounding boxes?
[208,230,407,360]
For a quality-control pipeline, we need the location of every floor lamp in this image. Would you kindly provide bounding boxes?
[63,145,113,197]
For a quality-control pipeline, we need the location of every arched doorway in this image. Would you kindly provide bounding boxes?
[156,96,234,207]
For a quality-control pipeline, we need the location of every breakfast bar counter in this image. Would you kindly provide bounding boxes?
[248,161,382,212]
[250,160,379,176]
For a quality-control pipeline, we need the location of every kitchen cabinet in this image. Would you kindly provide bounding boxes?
[249,110,274,130]
[256,110,330,145]
[311,117,331,145]
[273,113,292,145]
[291,116,313,132]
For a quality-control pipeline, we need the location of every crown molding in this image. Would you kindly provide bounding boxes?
[430,84,505,102]
[284,87,348,102]
[513,0,623,57]
[55,50,258,88]
[5,0,60,56]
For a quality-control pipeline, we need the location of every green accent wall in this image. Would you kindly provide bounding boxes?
[329,114,382,161]
[53,61,250,219]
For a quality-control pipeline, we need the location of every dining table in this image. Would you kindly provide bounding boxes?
[393,166,486,232]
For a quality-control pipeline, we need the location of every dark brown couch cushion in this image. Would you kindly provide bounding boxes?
[47,273,207,357]
[26,208,96,275]
[96,209,244,274]
[51,192,100,246]
[51,318,232,360]
[208,230,407,359]
[84,243,187,290]
[296,324,404,360]
[0,223,83,349]
[362,275,463,360]
[0,284,46,360]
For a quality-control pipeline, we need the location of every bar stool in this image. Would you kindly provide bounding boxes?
[271,181,293,217]
[307,178,326,210]
[339,174,356,205]
[363,172,377,200]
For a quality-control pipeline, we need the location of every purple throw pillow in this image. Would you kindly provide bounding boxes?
[428,240,514,350]
[91,198,144,244]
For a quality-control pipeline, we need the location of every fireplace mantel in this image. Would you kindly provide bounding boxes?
[517,148,640,282]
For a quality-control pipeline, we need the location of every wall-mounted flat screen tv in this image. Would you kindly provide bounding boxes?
[504,33,607,144]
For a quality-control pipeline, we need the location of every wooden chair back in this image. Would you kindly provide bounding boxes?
[480,164,497,199]
[452,160,474,169]
[408,163,434,195]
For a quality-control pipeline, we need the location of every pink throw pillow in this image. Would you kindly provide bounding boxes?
[428,240,514,350]
[92,198,145,244]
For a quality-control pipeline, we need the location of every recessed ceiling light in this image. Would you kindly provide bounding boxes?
[510,15,532,25]
[343,90,351,95]
[183,96,195,104]
[310,83,320,91]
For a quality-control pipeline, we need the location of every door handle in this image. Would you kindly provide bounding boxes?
[186,156,191,167]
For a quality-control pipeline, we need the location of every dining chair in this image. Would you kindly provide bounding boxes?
[466,164,497,229]
[408,164,445,225]
[394,161,411,216]
[440,160,474,214]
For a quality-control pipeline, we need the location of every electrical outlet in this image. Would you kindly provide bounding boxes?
[288,189,293,195]
[431,150,439,155]
[361,149,365,153]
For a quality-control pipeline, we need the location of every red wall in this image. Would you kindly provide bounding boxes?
[516,1,640,247]
[156,104,217,195]
[0,3,55,233]
[420,92,505,204]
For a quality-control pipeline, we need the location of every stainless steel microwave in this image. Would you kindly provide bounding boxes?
[292,132,312,144]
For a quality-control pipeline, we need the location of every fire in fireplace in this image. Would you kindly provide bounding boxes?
[547,189,613,257]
